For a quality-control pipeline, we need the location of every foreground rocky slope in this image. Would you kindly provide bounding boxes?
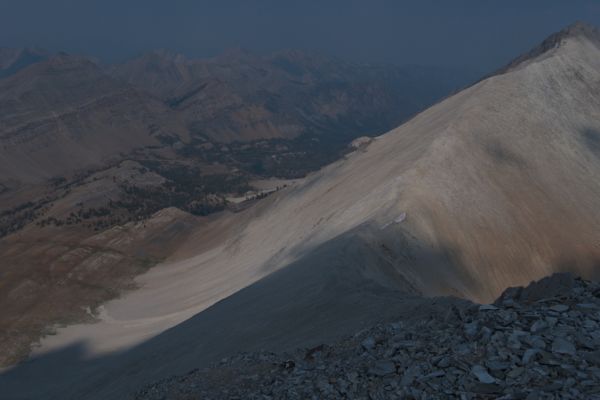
[137,274,600,400]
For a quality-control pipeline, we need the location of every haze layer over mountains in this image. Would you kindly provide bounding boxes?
[0,47,468,184]
[1,22,600,400]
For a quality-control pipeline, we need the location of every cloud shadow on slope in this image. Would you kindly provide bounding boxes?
[484,139,528,168]
[581,128,600,156]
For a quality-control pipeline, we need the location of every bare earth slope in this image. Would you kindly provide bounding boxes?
[2,23,600,399]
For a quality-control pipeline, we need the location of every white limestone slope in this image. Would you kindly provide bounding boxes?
[32,24,600,362]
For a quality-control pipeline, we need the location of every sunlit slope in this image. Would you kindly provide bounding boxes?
[201,23,600,303]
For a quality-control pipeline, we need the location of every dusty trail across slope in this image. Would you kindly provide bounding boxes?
[2,22,600,400]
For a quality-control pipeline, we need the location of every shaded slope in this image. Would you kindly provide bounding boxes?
[0,226,469,400]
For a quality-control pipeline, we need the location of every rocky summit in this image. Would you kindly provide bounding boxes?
[136,274,600,399]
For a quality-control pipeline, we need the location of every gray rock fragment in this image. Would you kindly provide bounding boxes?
[464,321,479,339]
[361,336,376,350]
[368,360,396,377]
[523,348,540,364]
[479,304,499,311]
[549,304,569,313]
[471,364,496,384]
[552,337,576,355]
[530,320,548,333]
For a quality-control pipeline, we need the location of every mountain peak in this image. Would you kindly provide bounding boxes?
[493,21,600,76]
[0,47,50,78]
[560,20,600,40]
[145,49,188,62]
[539,21,600,49]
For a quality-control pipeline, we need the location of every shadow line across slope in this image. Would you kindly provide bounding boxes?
[0,224,479,400]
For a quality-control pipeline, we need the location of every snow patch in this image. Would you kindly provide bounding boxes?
[380,212,407,230]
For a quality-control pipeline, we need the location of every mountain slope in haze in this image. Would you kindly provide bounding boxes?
[0,47,49,78]
[3,22,599,400]
[0,53,187,184]
[110,49,475,142]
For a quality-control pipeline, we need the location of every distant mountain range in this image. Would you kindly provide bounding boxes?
[0,47,476,185]
[110,48,472,142]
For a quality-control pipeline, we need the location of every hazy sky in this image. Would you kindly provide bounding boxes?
[1,0,599,71]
